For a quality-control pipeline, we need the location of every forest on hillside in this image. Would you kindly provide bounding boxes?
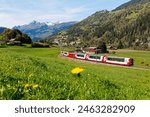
[47,2,150,50]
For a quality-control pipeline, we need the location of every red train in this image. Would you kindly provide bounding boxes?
[62,51,134,66]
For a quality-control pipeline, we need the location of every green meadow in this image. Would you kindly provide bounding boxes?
[0,46,150,100]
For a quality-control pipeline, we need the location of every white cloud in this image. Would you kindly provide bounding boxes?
[0,0,89,28]
[0,0,130,28]
[35,13,76,23]
[0,3,86,28]
[64,6,88,14]
[0,13,31,28]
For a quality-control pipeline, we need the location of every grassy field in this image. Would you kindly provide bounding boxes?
[0,46,150,100]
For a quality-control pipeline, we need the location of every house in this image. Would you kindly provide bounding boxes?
[107,45,118,50]
[7,39,22,46]
[85,47,102,54]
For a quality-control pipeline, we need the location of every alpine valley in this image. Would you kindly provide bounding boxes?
[1,0,150,101]
[47,0,150,50]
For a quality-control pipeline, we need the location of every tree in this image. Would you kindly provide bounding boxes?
[101,42,107,53]
[97,41,107,53]
[117,40,124,49]
[15,35,32,44]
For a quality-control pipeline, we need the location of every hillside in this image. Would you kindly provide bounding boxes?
[13,21,77,42]
[0,28,32,44]
[114,0,150,10]
[48,1,150,50]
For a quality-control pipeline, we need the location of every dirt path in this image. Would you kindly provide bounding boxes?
[60,56,150,71]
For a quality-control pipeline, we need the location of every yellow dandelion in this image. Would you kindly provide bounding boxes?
[71,67,84,75]
[32,84,39,89]
[24,84,30,90]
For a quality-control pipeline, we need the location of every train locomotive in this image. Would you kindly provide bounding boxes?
[62,51,134,66]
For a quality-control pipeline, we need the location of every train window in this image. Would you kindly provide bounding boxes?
[77,54,85,58]
[89,56,101,59]
[107,57,125,62]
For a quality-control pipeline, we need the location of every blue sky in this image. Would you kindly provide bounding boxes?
[0,0,130,28]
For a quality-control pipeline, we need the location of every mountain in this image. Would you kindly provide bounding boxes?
[13,21,77,42]
[0,28,32,44]
[114,0,150,11]
[48,0,150,50]
[0,27,7,33]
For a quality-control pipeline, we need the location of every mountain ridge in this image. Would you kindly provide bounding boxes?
[0,27,7,33]
[114,0,150,11]
[13,21,77,42]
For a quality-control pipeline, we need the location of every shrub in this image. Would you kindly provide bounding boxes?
[31,42,50,48]
[111,51,116,54]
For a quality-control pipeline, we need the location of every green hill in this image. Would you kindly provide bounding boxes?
[48,1,150,50]
[0,28,32,44]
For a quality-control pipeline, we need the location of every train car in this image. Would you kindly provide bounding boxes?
[86,54,103,62]
[103,56,133,66]
[67,51,76,58]
[75,53,87,60]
